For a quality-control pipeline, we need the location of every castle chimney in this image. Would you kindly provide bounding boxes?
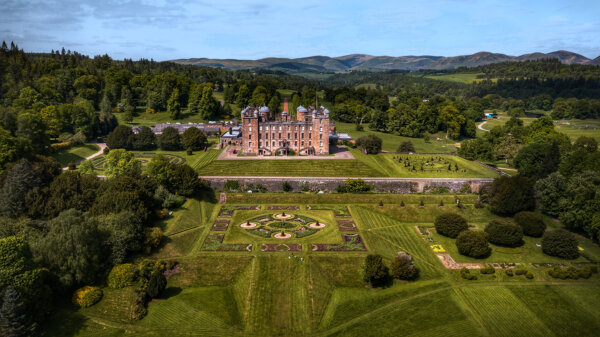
[284,97,289,114]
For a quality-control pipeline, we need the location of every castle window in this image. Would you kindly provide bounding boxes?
[320,141,323,147]
[259,126,262,131]
[272,141,275,147]
[302,141,304,147]
[259,141,262,146]
[249,142,252,147]
[319,134,322,140]
[302,126,305,131]
[248,135,251,140]
[309,133,312,139]
[309,126,312,131]
[279,133,281,139]
[249,127,252,132]
[320,127,323,132]
[279,126,282,131]
[288,134,291,139]
[294,133,297,139]
[295,141,297,146]
[265,126,269,131]
[265,133,268,139]
[301,133,304,139]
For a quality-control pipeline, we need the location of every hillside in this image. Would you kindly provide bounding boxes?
[171,50,596,73]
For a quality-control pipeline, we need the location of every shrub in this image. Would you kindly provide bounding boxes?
[460,267,477,280]
[107,264,137,288]
[514,268,527,276]
[488,176,535,216]
[456,230,491,258]
[525,271,534,279]
[224,180,240,192]
[542,229,579,259]
[379,200,384,207]
[337,179,373,193]
[400,201,405,207]
[480,265,495,275]
[390,252,419,281]
[68,161,76,170]
[363,254,389,287]
[547,266,596,280]
[72,286,103,308]
[484,219,523,247]
[434,213,468,238]
[146,268,167,299]
[397,141,415,153]
[356,135,382,154]
[514,211,546,237]
[282,181,293,192]
[505,269,514,276]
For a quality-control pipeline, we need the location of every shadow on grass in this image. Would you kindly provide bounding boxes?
[162,287,182,299]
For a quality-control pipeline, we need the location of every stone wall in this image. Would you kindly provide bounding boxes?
[200,176,494,193]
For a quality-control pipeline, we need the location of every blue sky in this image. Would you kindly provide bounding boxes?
[1,0,599,60]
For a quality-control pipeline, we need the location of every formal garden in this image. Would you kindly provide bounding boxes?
[38,192,600,337]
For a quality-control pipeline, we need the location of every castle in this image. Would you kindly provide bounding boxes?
[223,104,337,156]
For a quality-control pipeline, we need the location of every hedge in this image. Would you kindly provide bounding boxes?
[542,229,579,259]
[456,230,491,258]
[108,263,137,288]
[484,219,523,247]
[72,286,103,308]
[514,211,546,237]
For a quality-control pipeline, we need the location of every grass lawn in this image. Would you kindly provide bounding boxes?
[424,72,491,84]
[87,149,222,173]
[41,198,600,337]
[51,143,99,166]
[200,158,381,177]
[336,121,459,153]
[351,149,499,178]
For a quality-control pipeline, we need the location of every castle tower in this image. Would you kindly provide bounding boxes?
[296,105,307,122]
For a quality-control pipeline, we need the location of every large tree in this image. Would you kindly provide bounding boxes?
[104,149,141,177]
[487,175,535,216]
[106,125,134,150]
[0,289,36,337]
[157,127,181,151]
[181,127,207,151]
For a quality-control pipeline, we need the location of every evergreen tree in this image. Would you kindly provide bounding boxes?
[268,95,280,114]
[100,93,112,115]
[198,86,218,120]
[236,85,250,108]
[0,289,35,337]
[0,159,42,217]
[167,88,181,120]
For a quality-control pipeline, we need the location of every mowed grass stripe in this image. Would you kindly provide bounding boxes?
[458,286,552,337]
[509,285,600,337]
[200,159,382,177]
[192,149,222,170]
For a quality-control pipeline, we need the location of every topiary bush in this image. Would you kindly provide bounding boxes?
[484,219,523,247]
[434,213,468,238]
[480,265,495,275]
[514,268,527,276]
[72,286,103,308]
[542,229,579,259]
[525,271,534,279]
[108,263,137,288]
[456,230,491,258]
[548,266,596,280]
[505,269,514,276]
[390,252,419,281]
[514,211,546,237]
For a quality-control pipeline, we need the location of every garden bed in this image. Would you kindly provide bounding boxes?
[218,205,260,217]
[201,234,252,251]
[211,220,230,231]
[261,243,302,252]
[267,205,300,210]
[312,234,367,251]
[337,220,357,231]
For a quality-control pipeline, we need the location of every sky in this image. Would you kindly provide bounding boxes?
[1,0,599,61]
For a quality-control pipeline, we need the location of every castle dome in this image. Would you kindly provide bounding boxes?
[259,106,270,113]
[297,105,308,113]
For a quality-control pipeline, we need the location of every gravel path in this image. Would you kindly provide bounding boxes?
[62,143,106,170]
[477,120,489,132]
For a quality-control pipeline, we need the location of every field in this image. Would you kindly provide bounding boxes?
[41,195,600,336]
[424,72,491,84]
[335,122,459,153]
[85,149,222,173]
[477,112,600,143]
[51,143,99,166]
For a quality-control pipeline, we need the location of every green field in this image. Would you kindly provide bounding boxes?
[41,197,600,336]
[424,72,493,84]
[85,149,222,173]
[335,122,459,153]
[51,143,99,166]
[199,151,498,178]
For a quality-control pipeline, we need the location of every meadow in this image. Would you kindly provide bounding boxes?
[423,72,491,84]
[51,143,99,166]
[41,195,600,336]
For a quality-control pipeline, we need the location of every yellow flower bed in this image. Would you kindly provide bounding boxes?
[72,286,103,308]
[431,244,445,253]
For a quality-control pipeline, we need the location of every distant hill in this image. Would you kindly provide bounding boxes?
[171,50,597,73]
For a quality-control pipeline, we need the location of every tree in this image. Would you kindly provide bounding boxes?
[0,159,41,218]
[362,254,389,287]
[282,181,293,192]
[250,86,268,106]
[42,171,101,218]
[0,289,36,337]
[39,105,62,138]
[440,103,466,140]
[355,135,382,154]
[197,85,219,120]
[542,229,579,259]
[268,95,280,115]
[397,141,415,153]
[514,142,560,179]
[514,211,546,237]
[133,126,156,150]
[96,211,144,265]
[535,172,567,217]
[100,93,112,115]
[16,113,49,153]
[171,164,204,196]
[456,230,491,258]
[157,127,181,150]
[37,209,104,286]
[106,125,134,149]
[0,127,21,171]
[390,252,419,281]
[236,85,250,107]
[573,136,598,153]
[484,219,523,247]
[337,179,373,193]
[105,149,141,177]
[146,155,176,187]
[181,127,207,151]
[434,213,468,238]
[493,135,520,163]
[167,88,181,120]
[146,268,167,299]
[488,176,535,216]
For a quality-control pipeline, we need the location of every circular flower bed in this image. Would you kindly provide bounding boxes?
[241,214,324,239]
[273,232,292,239]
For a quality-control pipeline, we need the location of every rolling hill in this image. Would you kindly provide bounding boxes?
[171,50,597,74]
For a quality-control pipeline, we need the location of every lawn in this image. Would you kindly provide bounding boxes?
[336,121,459,153]
[51,143,99,166]
[86,149,222,173]
[200,158,381,177]
[424,72,492,84]
[41,198,600,337]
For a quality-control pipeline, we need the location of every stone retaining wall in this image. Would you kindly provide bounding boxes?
[200,176,493,193]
